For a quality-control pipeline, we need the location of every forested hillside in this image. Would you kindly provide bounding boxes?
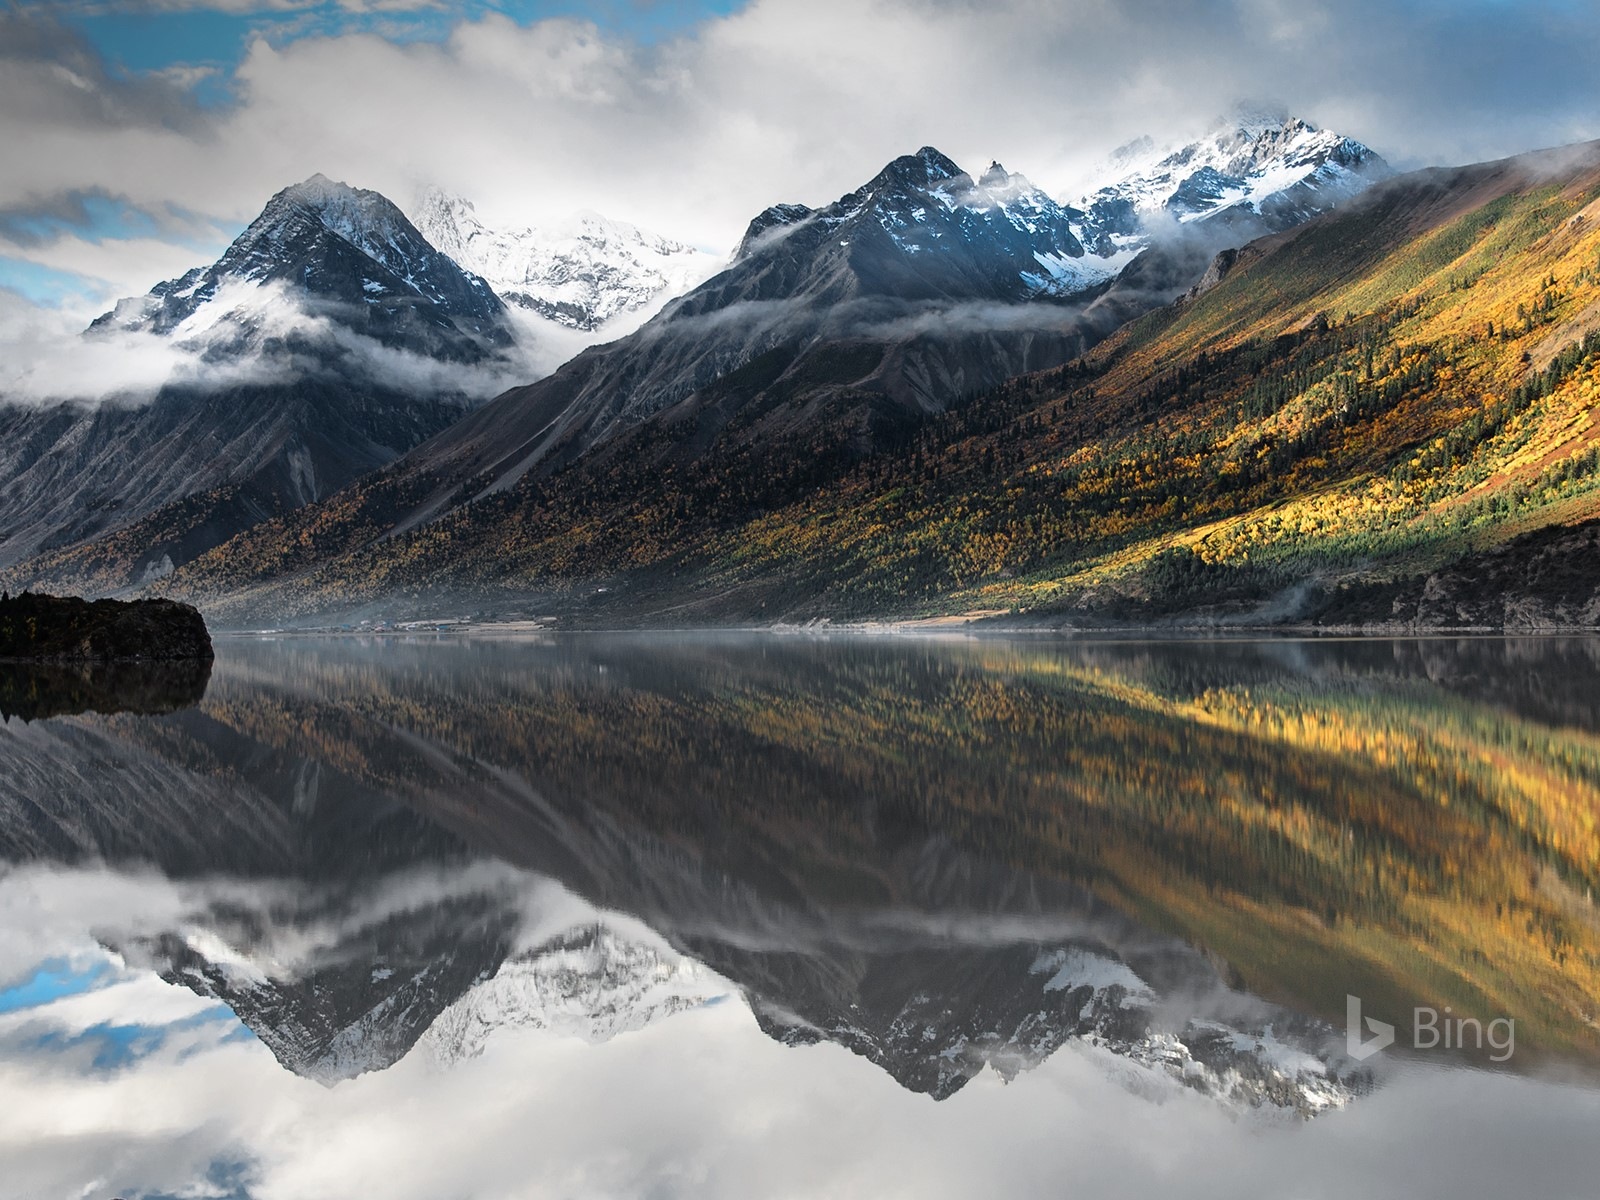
[156,141,1600,628]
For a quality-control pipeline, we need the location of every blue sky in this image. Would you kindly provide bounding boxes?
[0,957,114,1013]
[0,954,248,1073]
[65,0,746,97]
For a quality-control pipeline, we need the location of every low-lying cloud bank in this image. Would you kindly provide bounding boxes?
[0,283,566,408]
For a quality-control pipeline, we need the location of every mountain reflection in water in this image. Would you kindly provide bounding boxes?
[3,634,1600,1198]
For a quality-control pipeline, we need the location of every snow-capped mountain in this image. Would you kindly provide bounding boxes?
[419,923,728,1066]
[135,898,517,1085]
[1069,108,1391,260]
[412,189,721,332]
[730,145,1112,299]
[421,920,1360,1117]
[93,174,511,364]
[749,938,1360,1114]
[731,113,1386,304]
[178,130,1391,591]
[737,149,1141,294]
[0,175,526,592]
[297,147,1122,524]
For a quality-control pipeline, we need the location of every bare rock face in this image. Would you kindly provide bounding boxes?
[1311,519,1600,632]
[0,591,213,661]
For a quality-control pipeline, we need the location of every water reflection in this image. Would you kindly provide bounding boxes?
[0,657,211,722]
[3,634,1600,1197]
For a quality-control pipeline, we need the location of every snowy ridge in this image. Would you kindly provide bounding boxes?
[418,923,729,1066]
[1034,946,1361,1117]
[732,146,1119,298]
[412,189,722,332]
[954,160,1135,294]
[729,115,1384,305]
[1069,108,1391,253]
[756,940,1365,1115]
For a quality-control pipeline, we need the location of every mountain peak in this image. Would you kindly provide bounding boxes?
[871,146,963,191]
[734,201,815,259]
[1073,111,1390,237]
[91,174,506,351]
[275,173,396,223]
[261,174,420,260]
[285,171,342,195]
[1215,100,1295,138]
[415,186,476,222]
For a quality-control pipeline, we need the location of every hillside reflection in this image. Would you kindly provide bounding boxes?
[3,633,1598,1096]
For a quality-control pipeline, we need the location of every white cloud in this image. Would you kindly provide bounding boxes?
[8,0,1600,262]
[0,231,221,317]
[4,0,1600,376]
[59,0,444,12]
[0,287,267,404]
[2,959,1599,1200]
[0,277,568,406]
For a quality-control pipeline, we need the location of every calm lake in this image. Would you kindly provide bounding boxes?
[2,633,1599,1198]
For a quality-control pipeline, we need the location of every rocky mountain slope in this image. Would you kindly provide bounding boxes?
[412,189,721,332]
[0,176,522,594]
[154,122,1391,622]
[390,146,1119,494]
[154,138,1600,629]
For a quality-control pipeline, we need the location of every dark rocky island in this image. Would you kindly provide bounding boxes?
[0,591,213,662]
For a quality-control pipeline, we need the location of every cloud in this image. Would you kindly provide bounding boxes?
[4,0,1600,390]
[2,229,220,303]
[0,280,558,407]
[0,290,258,404]
[4,947,1600,1199]
[55,0,445,12]
[8,0,1600,255]
[0,9,211,134]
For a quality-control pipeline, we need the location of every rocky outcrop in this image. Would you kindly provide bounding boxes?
[1309,519,1600,631]
[0,591,213,660]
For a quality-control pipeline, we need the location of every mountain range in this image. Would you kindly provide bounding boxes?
[119,129,1600,630]
[58,110,1600,633]
[1075,107,1388,244]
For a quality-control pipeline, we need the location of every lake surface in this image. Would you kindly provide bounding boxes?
[2,633,1599,1199]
